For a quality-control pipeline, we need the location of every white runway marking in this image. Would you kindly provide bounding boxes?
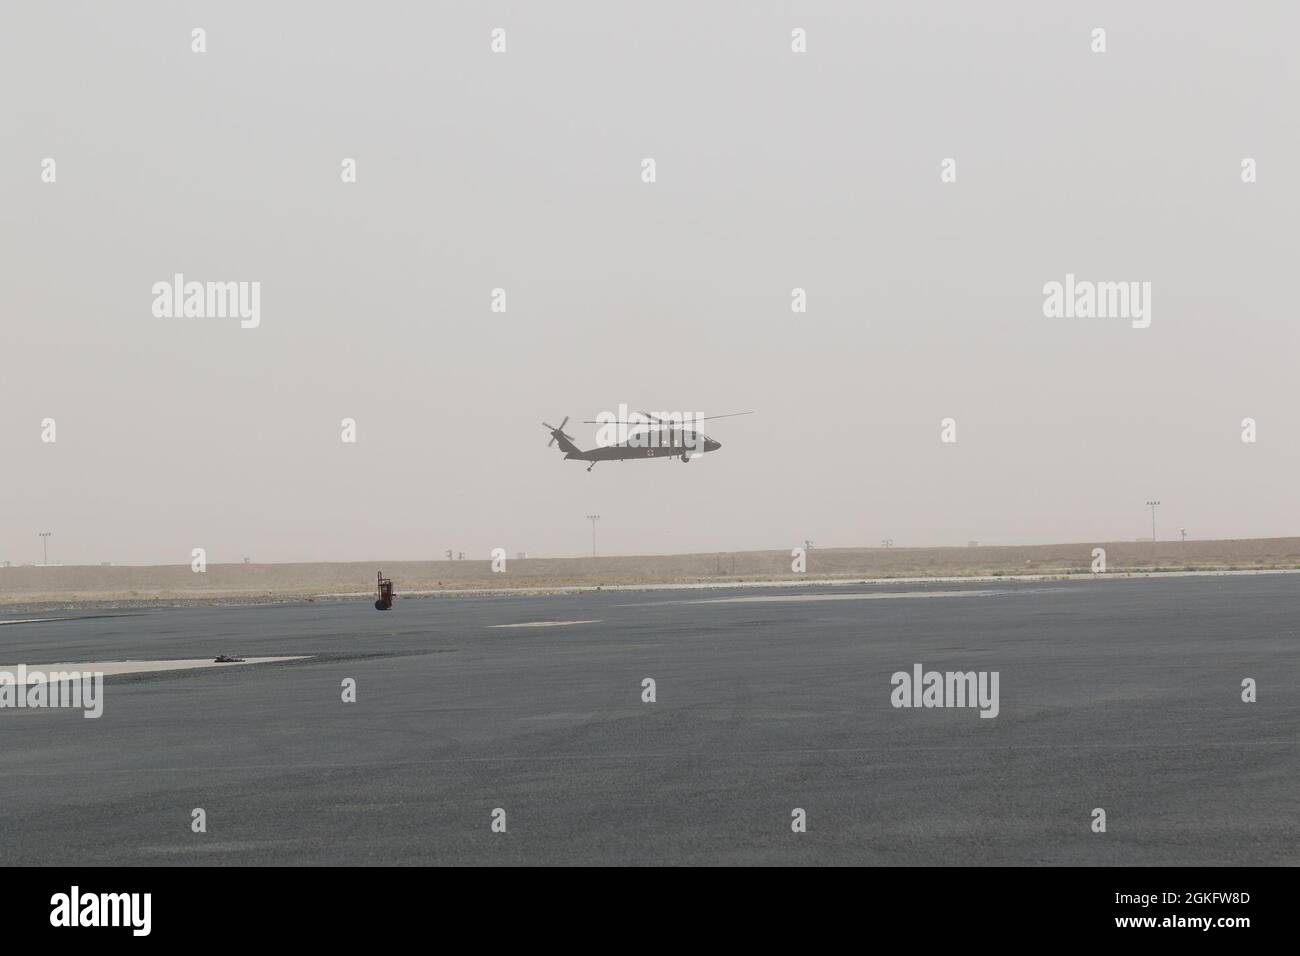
[0,618,64,626]
[0,657,308,682]
[647,589,1048,606]
[488,620,601,629]
[314,567,1300,602]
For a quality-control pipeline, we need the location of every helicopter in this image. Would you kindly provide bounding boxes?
[543,411,753,472]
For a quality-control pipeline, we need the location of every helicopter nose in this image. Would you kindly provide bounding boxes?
[705,438,721,452]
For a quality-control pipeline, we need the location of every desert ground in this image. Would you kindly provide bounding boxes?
[3,537,1299,609]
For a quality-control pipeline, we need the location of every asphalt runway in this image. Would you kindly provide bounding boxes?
[1,575,1296,866]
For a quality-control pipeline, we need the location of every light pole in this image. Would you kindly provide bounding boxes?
[1145,500,1160,542]
[38,531,52,566]
[586,515,600,557]
[1180,528,1187,542]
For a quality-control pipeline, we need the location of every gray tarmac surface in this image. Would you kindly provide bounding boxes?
[0,575,1296,866]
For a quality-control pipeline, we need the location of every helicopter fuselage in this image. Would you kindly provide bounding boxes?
[571,432,721,462]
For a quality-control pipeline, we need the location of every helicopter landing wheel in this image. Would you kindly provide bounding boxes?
[681,452,690,462]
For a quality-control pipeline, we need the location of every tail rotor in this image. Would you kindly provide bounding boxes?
[543,416,573,447]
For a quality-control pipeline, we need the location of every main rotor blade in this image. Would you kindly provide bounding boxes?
[581,411,755,425]
[634,410,754,424]
[579,413,677,425]
[694,411,755,422]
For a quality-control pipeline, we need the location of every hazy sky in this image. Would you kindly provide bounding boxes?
[3,2,1297,565]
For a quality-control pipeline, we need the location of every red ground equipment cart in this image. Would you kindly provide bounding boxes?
[374,571,394,610]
